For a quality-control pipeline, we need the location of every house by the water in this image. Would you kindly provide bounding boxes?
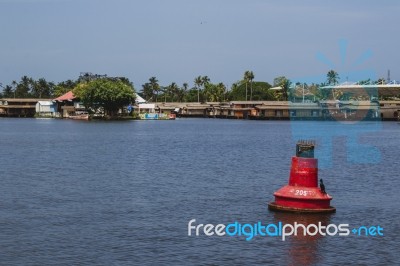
[1,82,399,120]
[0,98,51,117]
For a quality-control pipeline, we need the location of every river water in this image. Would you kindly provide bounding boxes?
[0,118,399,265]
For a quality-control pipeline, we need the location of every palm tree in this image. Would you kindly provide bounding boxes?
[48,82,55,97]
[16,76,33,98]
[174,84,187,102]
[161,86,168,103]
[326,70,340,85]
[217,82,226,102]
[326,70,340,100]
[11,80,17,98]
[141,83,153,101]
[182,82,188,92]
[167,82,179,102]
[201,76,210,86]
[149,77,159,102]
[248,71,254,101]
[194,76,202,102]
[376,78,386,85]
[37,78,49,98]
[2,85,13,98]
[201,76,210,102]
[273,76,291,101]
[243,71,250,101]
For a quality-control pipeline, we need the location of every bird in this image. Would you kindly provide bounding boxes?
[320,178,326,194]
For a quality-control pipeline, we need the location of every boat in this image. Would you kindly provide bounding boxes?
[139,113,176,120]
[68,111,90,120]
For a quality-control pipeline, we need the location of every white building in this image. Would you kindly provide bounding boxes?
[35,101,57,117]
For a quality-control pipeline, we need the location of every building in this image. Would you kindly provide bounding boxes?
[35,101,58,117]
[319,83,400,120]
[379,101,400,120]
[53,91,85,118]
[0,98,51,117]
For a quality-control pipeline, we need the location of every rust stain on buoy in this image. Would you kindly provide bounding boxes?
[268,140,336,213]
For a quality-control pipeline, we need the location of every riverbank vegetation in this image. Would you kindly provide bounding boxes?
[73,78,135,117]
[0,70,393,102]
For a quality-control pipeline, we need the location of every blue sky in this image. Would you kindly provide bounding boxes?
[1,0,399,89]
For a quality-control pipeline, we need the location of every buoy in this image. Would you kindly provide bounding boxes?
[268,140,336,213]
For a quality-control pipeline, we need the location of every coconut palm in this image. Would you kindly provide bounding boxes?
[376,78,386,85]
[273,76,291,101]
[182,82,188,92]
[243,71,249,101]
[15,76,33,98]
[194,76,202,102]
[37,78,49,98]
[167,82,179,102]
[202,76,210,86]
[141,83,153,101]
[11,80,17,98]
[201,76,210,102]
[217,82,226,102]
[149,77,159,102]
[243,71,252,101]
[1,85,13,98]
[248,71,254,101]
[326,70,340,85]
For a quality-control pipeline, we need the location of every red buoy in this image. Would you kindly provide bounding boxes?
[268,140,335,213]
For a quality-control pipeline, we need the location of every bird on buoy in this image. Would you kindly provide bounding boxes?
[320,178,326,194]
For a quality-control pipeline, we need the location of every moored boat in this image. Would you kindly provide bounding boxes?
[68,111,90,120]
[139,113,176,120]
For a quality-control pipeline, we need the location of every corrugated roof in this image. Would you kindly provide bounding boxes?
[1,98,50,102]
[38,101,54,105]
[53,91,75,101]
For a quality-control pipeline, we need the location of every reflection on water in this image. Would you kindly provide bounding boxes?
[272,212,333,266]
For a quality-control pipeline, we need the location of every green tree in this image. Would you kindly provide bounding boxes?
[358,79,371,85]
[15,76,33,98]
[201,76,210,102]
[326,70,340,85]
[204,82,226,102]
[11,80,17,98]
[54,80,76,97]
[31,78,52,98]
[194,76,202,102]
[273,76,291,101]
[141,82,153,101]
[217,82,226,102]
[160,86,168,103]
[202,76,210,86]
[243,71,250,101]
[149,77,160,102]
[184,87,199,102]
[2,85,14,98]
[228,81,273,101]
[182,82,189,92]
[177,83,189,102]
[248,71,254,100]
[167,82,179,102]
[376,78,386,85]
[73,78,136,117]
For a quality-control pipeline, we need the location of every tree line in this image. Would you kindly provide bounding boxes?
[141,72,279,103]
[0,76,78,99]
[0,70,392,102]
